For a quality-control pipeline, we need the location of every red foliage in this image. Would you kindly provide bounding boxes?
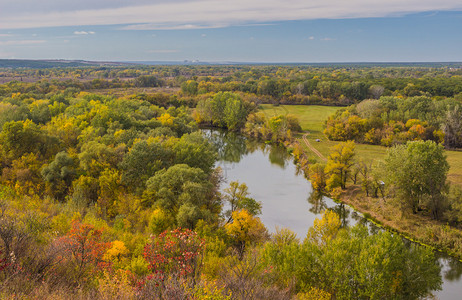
[0,250,7,272]
[143,228,204,280]
[56,220,110,280]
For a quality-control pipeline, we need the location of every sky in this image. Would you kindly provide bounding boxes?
[0,0,461,63]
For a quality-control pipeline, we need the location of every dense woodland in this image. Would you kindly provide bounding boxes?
[0,64,460,299]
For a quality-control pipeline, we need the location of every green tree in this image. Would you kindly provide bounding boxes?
[181,80,199,96]
[223,181,262,222]
[0,120,59,163]
[262,211,442,299]
[384,140,449,219]
[78,141,121,177]
[443,105,462,148]
[143,164,219,228]
[41,151,76,201]
[120,139,173,192]
[144,164,209,210]
[223,94,248,131]
[172,132,217,175]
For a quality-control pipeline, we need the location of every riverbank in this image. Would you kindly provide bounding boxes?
[289,133,462,260]
[334,185,462,260]
[259,104,462,259]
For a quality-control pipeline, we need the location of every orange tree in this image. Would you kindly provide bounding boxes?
[56,220,110,285]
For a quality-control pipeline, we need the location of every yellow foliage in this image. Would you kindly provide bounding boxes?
[225,209,267,244]
[129,255,150,276]
[98,270,135,299]
[148,208,174,234]
[306,210,341,246]
[77,91,90,98]
[104,240,129,261]
[433,129,445,144]
[157,113,174,126]
[190,278,232,300]
[297,287,331,300]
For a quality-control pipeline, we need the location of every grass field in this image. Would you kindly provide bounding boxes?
[259,104,462,187]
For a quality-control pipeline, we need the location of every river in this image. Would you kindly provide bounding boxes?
[204,129,462,300]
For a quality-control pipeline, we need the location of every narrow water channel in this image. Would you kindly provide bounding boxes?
[204,129,462,300]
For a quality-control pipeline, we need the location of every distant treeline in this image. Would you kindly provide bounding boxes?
[1,65,462,106]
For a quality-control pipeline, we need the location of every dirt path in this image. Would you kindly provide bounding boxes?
[302,132,327,162]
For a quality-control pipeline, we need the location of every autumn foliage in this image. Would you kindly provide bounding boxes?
[56,220,111,283]
[143,228,205,280]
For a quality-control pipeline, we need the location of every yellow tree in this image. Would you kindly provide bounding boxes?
[225,209,268,258]
[306,210,341,247]
[325,141,355,190]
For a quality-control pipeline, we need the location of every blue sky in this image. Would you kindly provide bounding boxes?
[0,0,461,62]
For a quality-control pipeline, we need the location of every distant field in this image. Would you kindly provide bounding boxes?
[260,104,340,133]
[259,104,462,187]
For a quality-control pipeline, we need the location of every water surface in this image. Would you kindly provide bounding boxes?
[205,129,462,299]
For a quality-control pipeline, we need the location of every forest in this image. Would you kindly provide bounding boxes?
[0,63,461,299]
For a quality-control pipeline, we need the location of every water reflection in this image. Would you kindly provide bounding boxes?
[205,129,462,299]
[439,253,462,281]
[307,191,327,214]
[204,129,247,163]
[205,129,291,168]
[330,203,351,228]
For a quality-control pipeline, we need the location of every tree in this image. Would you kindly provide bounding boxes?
[41,151,76,201]
[258,79,280,98]
[384,140,449,219]
[225,209,268,258]
[306,210,341,247]
[442,105,462,148]
[195,92,250,131]
[78,141,121,177]
[368,85,385,99]
[143,164,218,228]
[181,80,198,96]
[143,228,204,283]
[120,139,173,192]
[308,163,327,192]
[325,141,356,190]
[172,132,217,175]
[223,94,248,131]
[0,120,59,163]
[262,211,442,299]
[223,181,262,222]
[144,164,209,210]
[56,220,110,284]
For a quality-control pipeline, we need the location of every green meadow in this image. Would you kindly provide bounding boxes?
[260,104,462,187]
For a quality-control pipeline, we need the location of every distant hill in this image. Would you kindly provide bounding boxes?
[0,59,132,69]
[1,59,461,69]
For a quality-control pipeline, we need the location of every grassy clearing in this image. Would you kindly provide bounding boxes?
[259,104,462,187]
[260,104,462,257]
[260,104,340,133]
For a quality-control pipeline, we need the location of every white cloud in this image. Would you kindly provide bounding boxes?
[124,24,226,30]
[0,34,14,37]
[321,37,335,41]
[0,40,46,45]
[309,36,315,40]
[147,50,180,53]
[201,34,206,37]
[0,0,461,30]
[74,31,95,35]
